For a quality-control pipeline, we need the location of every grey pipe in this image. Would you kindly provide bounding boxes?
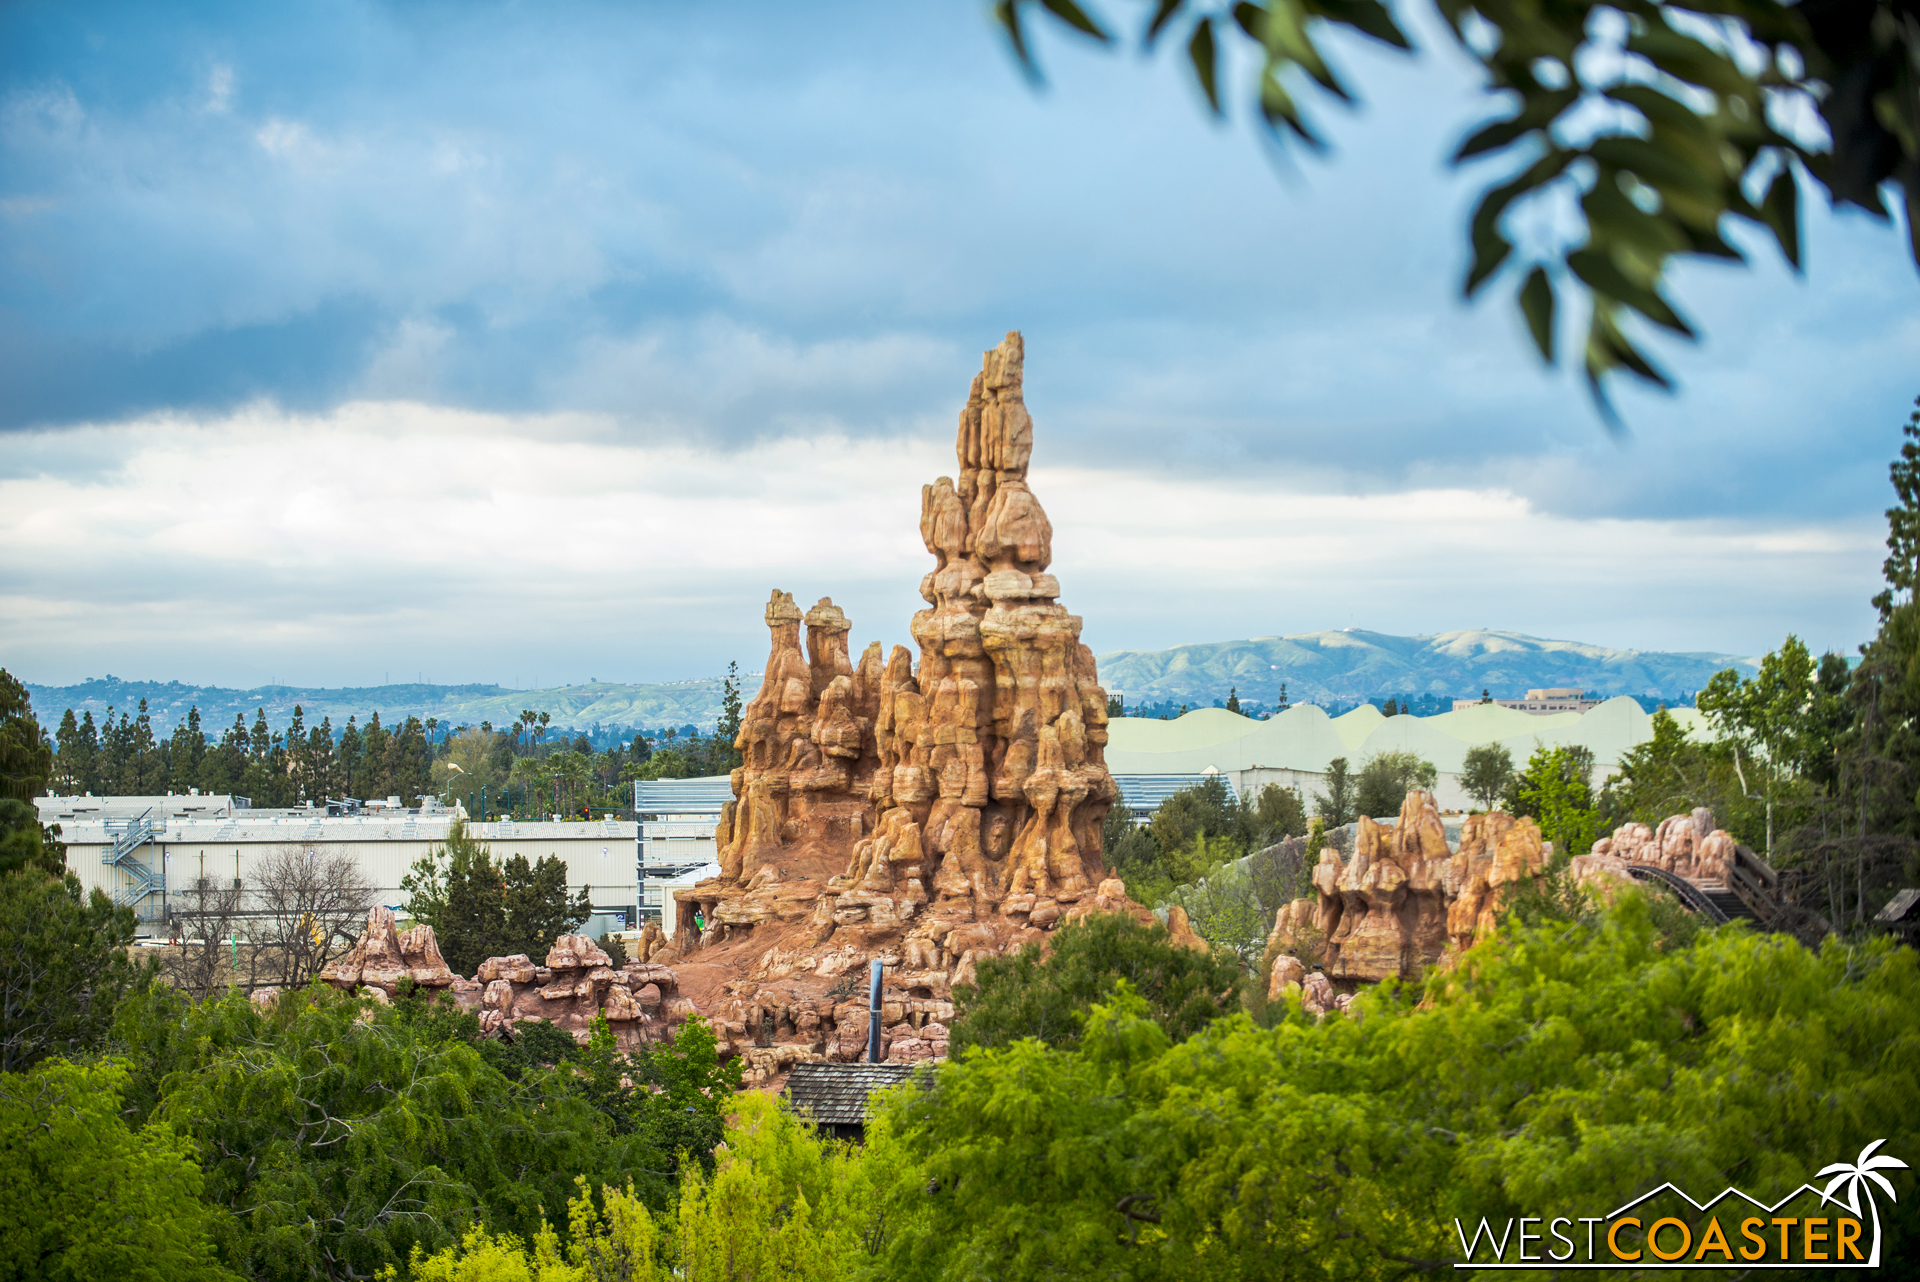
[866,958,884,1064]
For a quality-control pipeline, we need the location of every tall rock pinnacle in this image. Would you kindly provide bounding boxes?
[677,333,1145,1075]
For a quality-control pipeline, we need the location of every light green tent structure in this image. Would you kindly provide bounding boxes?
[1106,697,1709,778]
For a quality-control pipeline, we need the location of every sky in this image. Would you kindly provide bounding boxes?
[2,0,1914,693]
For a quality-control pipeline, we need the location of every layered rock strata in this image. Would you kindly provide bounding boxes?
[319,905,466,999]
[663,332,1150,1079]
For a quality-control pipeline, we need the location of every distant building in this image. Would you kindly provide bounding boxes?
[1452,688,1601,715]
[633,776,734,931]
[39,793,637,941]
[1110,773,1240,824]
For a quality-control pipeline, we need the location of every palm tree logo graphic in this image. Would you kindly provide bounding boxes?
[1817,1139,1910,1267]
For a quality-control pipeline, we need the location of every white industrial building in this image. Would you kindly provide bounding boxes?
[37,793,639,941]
[633,777,728,934]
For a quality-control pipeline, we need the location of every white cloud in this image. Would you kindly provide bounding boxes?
[205,64,234,114]
[0,401,1881,690]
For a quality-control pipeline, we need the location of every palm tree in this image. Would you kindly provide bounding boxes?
[1817,1138,1909,1266]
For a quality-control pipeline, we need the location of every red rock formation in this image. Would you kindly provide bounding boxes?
[1263,798,1754,1007]
[1577,808,1739,888]
[1264,791,1547,994]
[469,935,695,1048]
[319,905,464,998]
[322,914,695,1051]
[663,332,1150,1080]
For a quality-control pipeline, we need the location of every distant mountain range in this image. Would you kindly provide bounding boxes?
[20,676,732,738]
[1097,629,1758,709]
[22,630,1758,737]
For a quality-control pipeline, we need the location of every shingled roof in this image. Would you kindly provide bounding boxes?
[784,1062,917,1125]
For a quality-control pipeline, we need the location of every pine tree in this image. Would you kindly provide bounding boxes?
[716,661,745,772]
[1225,686,1241,714]
[52,710,83,793]
[1873,396,1920,622]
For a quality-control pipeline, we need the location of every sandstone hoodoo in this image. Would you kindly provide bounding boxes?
[664,331,1153,1079]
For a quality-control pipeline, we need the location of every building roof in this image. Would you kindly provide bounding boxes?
[1875,888,1920,924]
[783,1062,917,1124]
[1110,774,1240,814]
[633,776,734,814]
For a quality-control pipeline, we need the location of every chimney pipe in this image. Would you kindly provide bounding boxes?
[866,958,884,1064]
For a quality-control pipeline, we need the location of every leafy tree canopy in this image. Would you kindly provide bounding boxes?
[951,912,1244,1055]
[0,1058,236,1282]
[0,869,153,1073]
[1353,749,1438,819]
[866,895,1920,1279]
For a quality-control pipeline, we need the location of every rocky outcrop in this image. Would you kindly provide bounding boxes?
[660,332,1152,1081]
[319,906,465,997]
[1263,796,1752,1008]
[1263,791,1547,995]
[469,935,695,1047]
[321,915,696,1051]
[1580,808,1737,886]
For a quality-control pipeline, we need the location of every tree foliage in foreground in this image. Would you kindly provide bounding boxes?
[391,1092,872,1282]
[864,896,1919,1280]
[0,869,153,1074]
[999,0,1920,412]
[0,1058,235,1282]
[107,984,737,1281]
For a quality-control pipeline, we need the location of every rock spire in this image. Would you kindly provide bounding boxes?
[698,331,1119,935]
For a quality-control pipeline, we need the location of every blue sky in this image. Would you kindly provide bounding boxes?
[1,0,1914,692]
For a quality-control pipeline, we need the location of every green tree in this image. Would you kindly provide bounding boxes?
[1512,744,1605,857]
[0,870,154,1073]
[500,853,593,960]
[998,2,1920,415]
[109,984,647,1280]
[1312,755,1355,827]
[1147,774,1238,856]
[399,1092,862,1282]
[1249,781,1305,843]
[1873,398,1920,622]
[0,1058,236,1282]
[951,913,1243,1055]
[1598,706,1760,841]
[1698,635,1820,856]
[715,661,745,773]
[1353,748,1438,819]
[0,672,61,878]
[0,670,53,804]
[1224,686,1241,713]
[1102,790,1170,906]
[866,895,1920,1280]
[1460,741,1515,810]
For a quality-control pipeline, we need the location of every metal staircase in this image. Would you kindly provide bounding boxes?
[101,808,165,916]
